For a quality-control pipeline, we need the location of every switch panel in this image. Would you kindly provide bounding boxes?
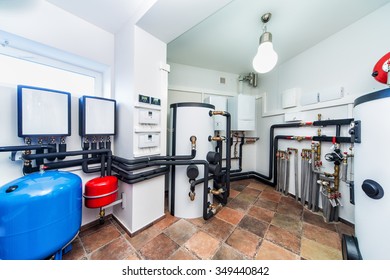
[138,133,160,148]
[139,109,160,125]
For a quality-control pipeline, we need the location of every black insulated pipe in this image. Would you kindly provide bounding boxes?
[209,110,231,202]
[57,143,67,160]
[0,144,57,153]
[230,118,354,186]
[46,143,57,162]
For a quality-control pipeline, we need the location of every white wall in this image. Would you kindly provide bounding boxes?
[0,1,115,226]
[0,1,114,67]
[113,21,168,233]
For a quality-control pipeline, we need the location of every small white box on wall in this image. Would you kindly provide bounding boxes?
[282,88,300,109]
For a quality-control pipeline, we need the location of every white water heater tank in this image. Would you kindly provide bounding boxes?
[354,88,390,259]
[169,102,215,219]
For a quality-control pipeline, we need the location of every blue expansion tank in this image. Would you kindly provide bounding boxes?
[0,170,82,260]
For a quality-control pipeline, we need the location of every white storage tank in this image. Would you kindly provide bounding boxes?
[169,102,215,219]
[353,88,390,259]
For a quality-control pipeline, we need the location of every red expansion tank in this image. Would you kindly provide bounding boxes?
[84,176,118,208]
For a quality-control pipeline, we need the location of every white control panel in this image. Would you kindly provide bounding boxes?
[138,133,160,148]
[139,109,160,125]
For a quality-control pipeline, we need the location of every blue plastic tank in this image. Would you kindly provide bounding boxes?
[0,170,82,260]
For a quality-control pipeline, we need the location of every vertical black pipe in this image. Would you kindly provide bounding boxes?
[225,112,231,201]
[170,105,177,216]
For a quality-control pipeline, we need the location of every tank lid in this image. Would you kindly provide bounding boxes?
[354,88,390,107]
[170,102,215,109]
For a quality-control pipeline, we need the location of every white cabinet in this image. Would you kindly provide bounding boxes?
[228,94,256,131]
[204,95,227,131]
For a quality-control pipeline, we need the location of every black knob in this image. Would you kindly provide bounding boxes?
[6,185,18,193]
[362,179,384,199]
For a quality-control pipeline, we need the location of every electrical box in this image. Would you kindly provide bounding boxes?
[282,88,299,109]
[139,109,160,125]
[138,133,160,148]
[17,85,71,137]
[204,95,227,131]
[228,94,256,131]
[79,96,116,136]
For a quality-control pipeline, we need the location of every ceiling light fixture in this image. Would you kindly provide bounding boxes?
[252,13,278,74]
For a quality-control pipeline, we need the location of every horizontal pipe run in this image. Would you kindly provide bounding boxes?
[22,148,112,160]
[44,158,101,170]
[112,149,196,167]
[118,168,170,184]
[0,144,57,153]
[113,166,169,181]
[312,118,354,127]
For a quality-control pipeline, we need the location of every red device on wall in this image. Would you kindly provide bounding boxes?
[372,52,390,84]
[84,176,118,208]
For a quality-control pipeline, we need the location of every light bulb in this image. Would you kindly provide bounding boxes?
[252,41,278,73]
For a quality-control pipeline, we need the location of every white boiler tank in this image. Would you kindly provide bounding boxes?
[169,102,215,219]
[354,88,390,259]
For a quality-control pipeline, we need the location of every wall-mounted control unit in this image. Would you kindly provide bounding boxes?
[79,96,116,136]
[138,109,160,125]
[204,95,227,131]
[17,85,71,137]
[228,94,256,131]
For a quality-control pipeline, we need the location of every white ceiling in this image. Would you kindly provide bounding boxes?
[46,0,390,75]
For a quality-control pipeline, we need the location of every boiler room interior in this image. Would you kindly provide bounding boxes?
[1,0,390,261]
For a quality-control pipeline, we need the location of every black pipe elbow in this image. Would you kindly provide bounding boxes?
[57,143,67,160]
[46,143,57,162]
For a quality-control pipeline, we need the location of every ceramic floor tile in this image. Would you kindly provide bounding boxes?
[303,223,341,250]
[260,189,282,203]
[62,237,86,260]
[254,197,278,211]
[235,192,258,204]
[277,200,303,218]
[64,179,348,261]
[80,224,121,254]
[226,197,252,212]
[184,231,220,259]
[212,244,246,260]
[89,237,136,260]
[216,206,245,225]
[139,234,179,260]
[301,237,342,260]
[164,219,198,245]
[79,220,112,238]
[226,228,261,258]
[265,225,301,255]
[238,215,269,238]
[256,240,300,260]
[168,248,198,260]
[186,217,208,228]
[202,217,234,240]
[248,205,274,223]
[271,213,302,236]
[240,187,261,198]
[303,209,337,232]
[231,184,246,192]
[153,213,179,231]
[336,222,355,237]
[125,225,161,250]
[229,189,240,198]
[247,182,267,191]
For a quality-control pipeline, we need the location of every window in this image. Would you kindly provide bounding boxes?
[0,37,105,97]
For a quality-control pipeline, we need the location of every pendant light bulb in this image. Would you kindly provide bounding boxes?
[252,32,278,73]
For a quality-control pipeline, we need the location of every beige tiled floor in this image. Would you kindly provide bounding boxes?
[63,179,354,260]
